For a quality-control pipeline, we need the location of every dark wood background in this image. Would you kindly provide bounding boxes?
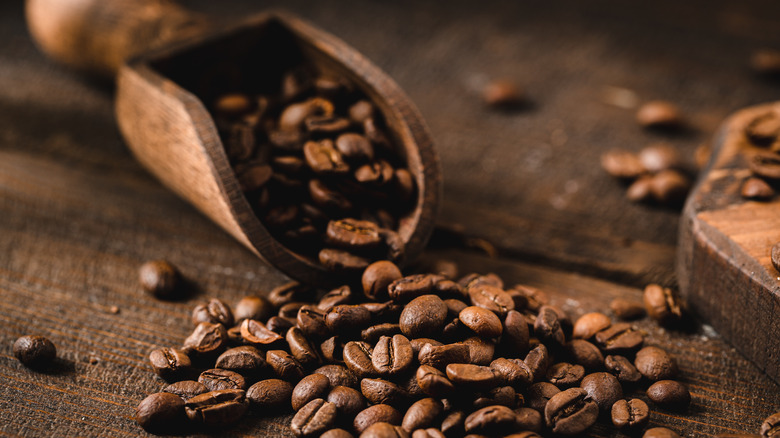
[2,0,780,436]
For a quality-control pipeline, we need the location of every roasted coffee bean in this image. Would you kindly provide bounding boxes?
[361,422,409,438]
[246,378,294,409]
[605,355,642,384]
[298,305,329,338]
[746,112,780,146]
[526,382,560,412]
[310,180,353,212]
[163,380,208,401]
[636,100,684,129]
[234,295,274,322]
[610,298,646,320]
[544,387,599,435]
[468,285,514,316]
[459,306,503,338]
[566,339,604,370]
[489,358,532,388]
[240,319,283,347]
[355,161,394,185]
[286,327,322,368]
[344,341,376,378]
[372,335,413,376]
[315,364,359,389]
[473,385,518,409]
[226,325,244,345]
[462,336,496,365]
[483,79,525,109]
[411,429,445,438]
[524,344,551,382]
[464,405,517,435]
[416,365,455,397]
[216,346,265,374]
[12,335,56,369]
[354,404,403,433]
[326,218,382,249]
[349,100,374,123]
[199,368,246,391]
[643,284,684,326]
[399,295,448,338]
[361,378,409,406]
[643,427,682,438]
[500,310,530,357]
[572,312,611,340]
[266,316,296,334]
[320,336,345,364]
[650,169,691,203]
[594,322,644,354]
[280,302,308,319]
[305,115,351,134]
[184,322,228,356]
[185,389,248,425]
[304,139,349,174]
[635,346,677,381]
[580,372,622,413]
[362,301,404,323]
[192,298,234,327]
[410,338,443,356]
[326,305,372,333]
[266,350,305,382]
[639,142,682,173]
[601,149,645,179]
[327,385,366,419]
[279,97,333,131]
[318,285,354,311]
[546,362,585,388]
[445,363,500,388]
[612,398,650,431]
[440,410,465,436]
[291,398,338,437]
[402,397,444,432]
[761,411,780,438]
[514,407,544,433]
[647,380,690,410]
[135,392,185,432]
[389,274,445,302]
[363,261,403,300]
[269,282,313,307]
[320,248,371,271]
[322,429,354,438]
[293,374,332,411]
[138,260,180,299]
[149,347,191,381]
[627,176,654,202]
[214,93,252,116]
[534,306,565,345]
[362,323,402,344]
[506,433,542,438]
[443,299,468,317]
[335,133,374,161]
[237,163,271,191]
[742,177,775,200]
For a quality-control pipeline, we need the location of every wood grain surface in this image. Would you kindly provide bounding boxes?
[2,0,780,437]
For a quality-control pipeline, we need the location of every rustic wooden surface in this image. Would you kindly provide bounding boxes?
[1,0,780,436]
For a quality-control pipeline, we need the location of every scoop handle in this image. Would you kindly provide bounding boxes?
[25,0,206,78]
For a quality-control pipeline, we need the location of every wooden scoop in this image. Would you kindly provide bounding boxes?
[26,0,440,285]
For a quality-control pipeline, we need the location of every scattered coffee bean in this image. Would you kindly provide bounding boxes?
[362,323,402,344]
[612,398,650,431]
[546,362,585,388]
[639,143,682,173]
[135,392,185,432]
[215,346,265,374]
[13,335,56,369]
[580,372,623,413]
[363,261,403,301]
[572,312,611,340]
[185,389,248,425]
[445,363,500,388]
[605,355,642,384]
[601,149,645,179]
[402,397,444,432]
[138,260,180,299]
[464,405,518,435]
[462,336,496,365]
[372,335,413,376]
[291,398,338,436]
[247,379,294,409]
[234,295,274,322]
[344,341,376,378]
[643,284,684,326]
[361,421,408,438]
[459,306,503,338]
[610,298,646,320]
[315,364,359,389]
[192,298,234,327]
[293,374,331,411]
[643,427,682,438]
[483,79,525,109]
[647,380,690,410]
[354,404,403,433]
[534,306,565,345]
[149,347,191,381]
[266,350,306,382]
[594,322,644,354]
[526,382,560,412]
[525,344,551,382]
[742,177,775,200]
[199,368,246,391]
[416,365,455,397]
[635,346,677,381]
[328,385,366,420]
[636,100,684,129]
[183,322,228,357]
[361,378,408,406]
[500,310,530,357]
[544,387,599,435]
[322,429,355,438]
[514,407,543,432]
[240,319,283,347]
[326,305,372,334]
[287,327,323,367]
[319,285,354,312]
[761,411,780,438]
[566,339,604,371]
[468,284,514,317]
[490,358,532,388]
[399,295,448,338]
[163,380,208,401]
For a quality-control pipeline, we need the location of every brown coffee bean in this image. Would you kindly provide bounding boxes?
[318,285,354,312]
[297,305,328,338]
[372,335,413,376]
[138,260,180,299]
[468,285,514,317]
[266,350,305,382]
[361,422,409,438]
[240,319,283,347]
[440,410,465,436]
[627,175,654,202]
[304,139,349,174]
[327,385,366,419]
[566,339,604,371]
[291,398,338,437]
[639,143,682,173]
[184,322,228,357]
[409,338,443,356]
[305,115,351,134]
[399,295,448,338]
[526,382,560,412]
[344,341,376,378]
[605,355,642,384]
[326,218,382,250]
[643,284,684,326]
[148,347,190,381]
[745,111,780,146]
[524,344,551,382]
[234,295,274,322]
[601,149,645,179]
[247,379,294,409]
[459,336,493,366]
[610,298,646,320]
[363,261,403,300]
[460,272,504,290]
[214,93,252,116]
[322,429,354,438]
[499,310,530,358]
[750,151,780,180]
[389,274,445,302]
[534,306,565,345]
[266,316,295,335]
[163,380,208,401]
[326,304,372,333]
[354,404,403,433]
[293,374,331,411]
[280,302,308,319]
[594,322,644,354]
[215,346,265,374]
[238,164,271,191]
[135,392,185,432]
[362,301,404,323]
[416,365,455,397]
[362,323,402,344]
[580,372,622,413]
[459,306,503,338]
[464,405,517,435]
[315,364,359,389]
[635,346,677,381]
[643,427,682,438]
[320,248,371,271]
[514,407,543,432]
[761,411,780,438]
[647,380,690,410]
[473,386,518,410]
[411,429,445,438]
[445,364,500,388]
[506,433,542,438]
[612,398,650,431]
[402,398,444,432]
[650,169,690,203]
[544,387,599,435]
[742,177,775,200]
[361,378,408,406]
[185,389,248,425]
[198,368,246,391]
[279,97,333,131]
[546,362,585,388]
[334,133,374,161]
[287,327,322,368]
[636,100,684,129]
[489,357,532,389]
[269,281,313,307]
[572,312,611,340]
[349,100,374,123]
[192,298,234,327]
[483,79,525,109]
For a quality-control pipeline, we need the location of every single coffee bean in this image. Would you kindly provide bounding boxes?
[489,358,532,388]
[246,379,294,409]
[320,336,345,364]
[506,432,542,438]
[464,405,517,435]
[215,346,265,374]
[524,344,551,382]
[184,322,228,357]
[646,380,690,410]
[610,298,646,320]
[389,274,445,302]
[468,285,514,317]
[344,341,376,378]
[635,346,677,381]
[305,115,351,134]
[266,316,295,335]
[372,335,413,376]
[440,410,465,436]
[473,385,518,409]
[612,398,650,431]
[269,282,313,307]
[304,139,349,174]
[746,111,780,146]
[354,404,403,433]
[361,378,409,406]
[298,305,329,338]
[149,347,191,381]
[360,422,409,438]
[327,385,366,420]
[445,363,500,388]
[546,362,585,388]
[643,284,684,326]
[460,272,504,291]
[363,261,403,300]
[594,322,644,354]
[335,133,374,161]
[639,142,682,173]
[402,398,444,432]
[416,365,455,397]
[199,368,246,391]
[462,336,496,366]
[280,302,308,319]
[566,339,604,371]
[237,163,271,191]
[572,312,611,340]
[293,374,332,411]
[325,218,382,249]
[604,355,642,384]
[192,298,234,327]
[601,149,645,179]
[500,310,530,357]
[742,177,775,200]
[544,387,599,435]
[135,392,185,432]
[285,328,321,368]
[291,398,338,437]
[534,306,565,345]
[322,429,354,438]
[326,305,372,334]
[362,301,404,323]
[411,429,445,438]
[482,79,525,109]
[13,335,56,369]
[410,338,443,356]
[349,100,374,123]
[185,389,248,425]
[399,295,448,338]
[319,248,371,271]
[315,364,359,389]
[163,380,208,401]
[362,323,402,344]
[580,372,623,414]
[650,169,690,203]
[643,427,682,438]
[627,175,654,202]
[761,411,780,438]
[636,100,684,129]
[266,350,305,382]
[318,285,354,311]
[514,407,543,433]
[138,260,180,299]
[526,382,560,412]
[279,97,333,131]
[240,319,283,347]
[234,295,274,322]
[459,306,503,338]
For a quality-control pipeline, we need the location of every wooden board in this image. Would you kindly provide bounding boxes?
[2,0,780,436]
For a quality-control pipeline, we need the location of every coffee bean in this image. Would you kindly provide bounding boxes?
[611,398,650,431]
[362,301,404,323]
[318,285,354,311]
[652,169,692,203]
[286,327,322,368]
[315,364,359,389]
[462,336,496,365]
[199,368,246,391]
[411,429,445,438]
[647,380,690,410]
[605,355,642,384]
[214,93,252,116]
[362,261,403,301]
[440,410,465,436]
[361,378,408,406]
[489,358,532,388]
[292,374,331,411]
[372,335,413,376]
[524,344,551,382]
[335,133,374,161]
[240,319,283,347]
[742,177,775,200]
[514,407,543,432]
[761,411,780,438]
[474,385,518,409]
[354,404,403,433]
[135,392,185,432]
[635,346,677,381]
[610,298,646,320]
[184,322,229,357]
[499,310,530,358]
[445,363,500,388]
[468,285,514,317]
[362,323,402,344]
[464,405,517,435]
[746,112,780,146]
[13,335,56,369]
[265,350,305,382]
[138,260,180,299]
[594,322,644,354]
[572,312,611,340]
[534,306,565,345]
[389,274,445,302]
[459,306,503,338]
[322,429,355,438]
[399,295,448,338]
[580,372,623,413]
[526,382,560,412]
[163,380,208,401]
[215,346,266,374]
[185,389,248,425]
[191,298,234,327]
[483,79,525,109]
[280,302,308,319]
[566,339,604,371]
[326,218,382,249]
[402,398,444,432]
[636,100,684,129]
[266,316,295,335]
[234,295,274,322]
[643,284,684,326]
[327,385,366,420]
[361,422,409,438]
[304,139,349,174]
[506,432,543,438]
[237,163,271,191]
[627,176,654,202]
[246,378,294,409]
[643,427,682,438]
[326,305,372,334]
[269,282,313,307]
[349,100,374,123]
[544,387,599,435]
[639,143,682,173]
[546,362,585,388]
[279,97,333,131]
[291,398,338,437]
[149,347,191,381]
[309,180,353,212]
[416,365,455,397]
[344,341,376,378]
[320,248,371,271]
[601,149,645,179]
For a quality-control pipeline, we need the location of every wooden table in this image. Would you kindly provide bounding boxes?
[2,0,779,436]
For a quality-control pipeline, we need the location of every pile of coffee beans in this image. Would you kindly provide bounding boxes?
[135,262,705,437]
[211,66,415,271]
